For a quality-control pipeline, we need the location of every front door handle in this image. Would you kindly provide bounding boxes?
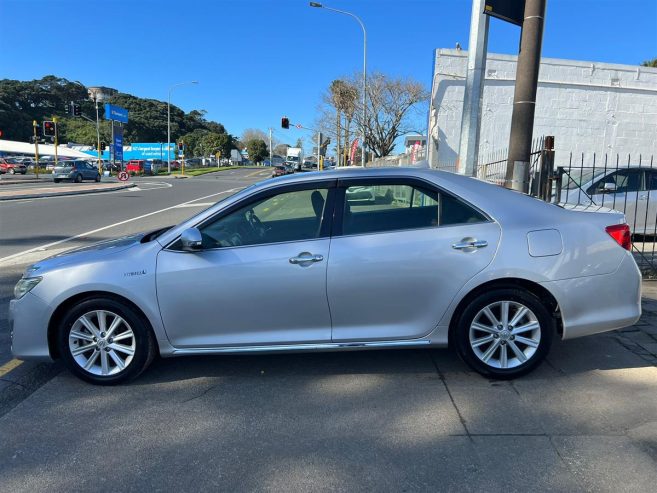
[452,238,488,251]
[639,194,649,201]
[289,253,324,264]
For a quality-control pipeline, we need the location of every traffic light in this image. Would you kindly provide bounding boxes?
[73,104,81,117]
[0,129,3,138]
[281,117,289,129]
[178,142,184,151]
[65,103,71,115]
[43,121,56,137]
[100,141,106,151]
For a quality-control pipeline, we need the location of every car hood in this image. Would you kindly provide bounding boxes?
[24,232,147,276]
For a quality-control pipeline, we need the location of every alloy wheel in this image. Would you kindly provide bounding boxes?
[468,301,541,369]
[68,310,136,376]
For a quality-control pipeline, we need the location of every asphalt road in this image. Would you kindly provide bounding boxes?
[1,167,656,491]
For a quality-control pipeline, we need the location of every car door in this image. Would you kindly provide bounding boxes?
[589,169,644,231]
[327,177,501,342]
[156,180,336,348]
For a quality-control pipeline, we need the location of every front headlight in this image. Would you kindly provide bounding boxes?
[14,277,42,300]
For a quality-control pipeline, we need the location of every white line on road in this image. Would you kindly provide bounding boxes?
[0,187,241,265]
[174,202,215,208]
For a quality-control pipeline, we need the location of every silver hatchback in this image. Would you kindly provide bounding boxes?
[10,168,641,384]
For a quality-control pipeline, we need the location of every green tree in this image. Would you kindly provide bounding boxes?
[246,139,268,164]
[642,58,657,68]
[201,131,236,159]
[0,75,229,145]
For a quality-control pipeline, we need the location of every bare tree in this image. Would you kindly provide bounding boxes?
[318,73,429,160]
[241,128,269,146]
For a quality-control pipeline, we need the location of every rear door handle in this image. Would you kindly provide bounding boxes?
[289,253,324,264]
[452,238,488,251]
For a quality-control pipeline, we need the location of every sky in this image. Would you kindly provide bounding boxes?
[1,0,656,149]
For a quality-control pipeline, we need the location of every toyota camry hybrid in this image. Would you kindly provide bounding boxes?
[10,167,641,384]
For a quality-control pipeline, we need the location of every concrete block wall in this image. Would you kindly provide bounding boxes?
[428,49,657,168]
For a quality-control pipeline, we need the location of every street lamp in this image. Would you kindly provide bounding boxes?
[309,2,367,167]
[167,81,199,174]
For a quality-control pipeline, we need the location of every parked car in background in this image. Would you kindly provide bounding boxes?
[52,160,101,183]
[10,168,641,384]
[0,157,27,174]
[561,165,657,235]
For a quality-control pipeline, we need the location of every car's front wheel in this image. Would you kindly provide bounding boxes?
[53,179,61,183]
[9,168,15,175]
[57,298,156,385]
[454,288,554,379]
[74,174,82,183]
[95,174,101,182]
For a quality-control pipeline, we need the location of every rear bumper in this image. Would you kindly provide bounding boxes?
[541,254,641,340]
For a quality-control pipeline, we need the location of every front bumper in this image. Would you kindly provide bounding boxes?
[9,292,54,361]
[542,254,641,340]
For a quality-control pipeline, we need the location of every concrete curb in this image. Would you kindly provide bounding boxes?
[0,182,136,201]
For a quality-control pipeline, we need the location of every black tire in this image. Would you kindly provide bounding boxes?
[54,179,61,183]
[75,173,82,183]
[57,297,156,385]
[453,288,554,379]
[9,168,15,175]
[95,174,101,182]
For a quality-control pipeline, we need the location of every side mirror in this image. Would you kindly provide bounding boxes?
[601,182,617,193]
[180,227,203,251]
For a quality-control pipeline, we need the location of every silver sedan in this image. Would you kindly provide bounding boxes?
[10,168,641,384]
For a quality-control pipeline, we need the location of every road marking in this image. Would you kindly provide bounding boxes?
[0,358,23,378]
[247,169,269,177]
[0,187,242,265]
[174,202,215,208]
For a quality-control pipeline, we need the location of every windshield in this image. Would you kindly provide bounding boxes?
[286,156,299,162]
[561,168,608,190]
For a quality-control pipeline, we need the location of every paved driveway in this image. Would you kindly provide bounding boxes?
[1,329,656,492]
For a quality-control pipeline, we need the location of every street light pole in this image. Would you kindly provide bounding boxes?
[309,2,367,166]
[167,81,199,174]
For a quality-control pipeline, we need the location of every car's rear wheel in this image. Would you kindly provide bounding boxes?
[57,298,156,385]
[9,168,15,175]
[53,179,61,183]
[454,288,554,379]
[75,173,82,183]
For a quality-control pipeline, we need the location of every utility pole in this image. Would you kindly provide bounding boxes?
[94,96,102,174]
[33,120,40,178]
[317,131,321,169]
[505,0,546,192]
[457,0,489,176]
[269,128,273,165]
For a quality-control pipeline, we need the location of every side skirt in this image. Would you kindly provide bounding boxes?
[166,339,436,357]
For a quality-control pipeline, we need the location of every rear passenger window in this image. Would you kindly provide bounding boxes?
[342,183,486,235]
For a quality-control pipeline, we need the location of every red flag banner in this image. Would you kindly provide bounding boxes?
[349,138,359,163]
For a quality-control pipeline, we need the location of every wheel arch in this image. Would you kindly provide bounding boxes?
[447,277,563,343]
[47,291,157,360]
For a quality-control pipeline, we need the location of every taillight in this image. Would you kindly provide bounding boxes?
[605,224,631,251]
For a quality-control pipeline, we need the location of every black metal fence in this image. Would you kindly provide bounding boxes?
[477,144,657,277]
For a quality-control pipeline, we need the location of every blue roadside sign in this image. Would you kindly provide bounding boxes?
[105,104,129,124]
[114,126,124,161]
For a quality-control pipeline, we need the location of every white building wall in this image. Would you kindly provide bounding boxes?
[428,49,657,168]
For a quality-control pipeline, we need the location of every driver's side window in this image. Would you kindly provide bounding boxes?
[199,188,329,249]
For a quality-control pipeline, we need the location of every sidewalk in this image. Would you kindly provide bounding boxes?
[616,281,657,366]
[0,181,135,200]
